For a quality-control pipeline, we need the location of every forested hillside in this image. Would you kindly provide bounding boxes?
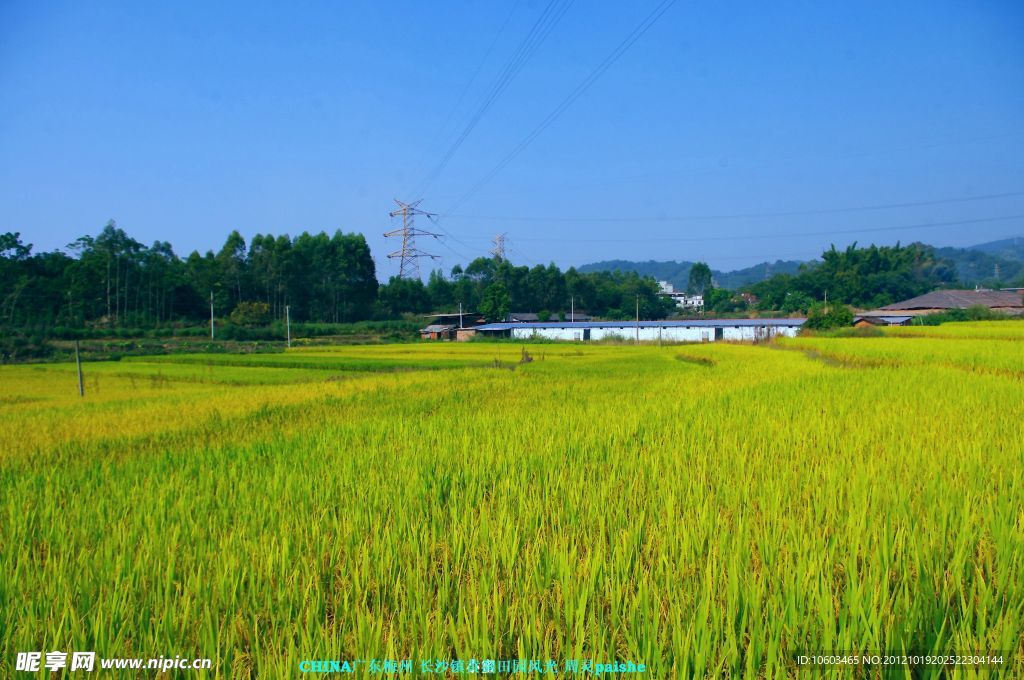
[577,258,805,290]
[580,237,1024,290]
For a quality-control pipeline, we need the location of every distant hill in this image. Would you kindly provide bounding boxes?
[931,236,1024,286]
[578,236,1024,289]
[577,259,806,291]
[965,237,1024,262]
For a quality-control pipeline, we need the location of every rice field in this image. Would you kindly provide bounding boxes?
[779,335,1024,377]
[1,325,1022,677]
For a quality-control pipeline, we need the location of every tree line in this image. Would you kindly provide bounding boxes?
[0,222,676,330]
[742,242,960,311]
[3,223,1004,333]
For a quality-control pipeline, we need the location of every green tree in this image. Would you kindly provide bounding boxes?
[687,262,713,295]
[376,277,430,318]
[479,281,511,322]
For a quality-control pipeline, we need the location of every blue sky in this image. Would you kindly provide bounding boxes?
[1,1,1023,278]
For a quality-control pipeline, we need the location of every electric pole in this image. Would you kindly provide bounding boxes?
[635,295,640,344]
[490,233,506,261]
[385,199,440,279]
[75,340,84,397]
[286,305,291,348]
[209,291,215,339]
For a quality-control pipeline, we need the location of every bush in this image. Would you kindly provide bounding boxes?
[230,301,271,326]
[804,304,854,330]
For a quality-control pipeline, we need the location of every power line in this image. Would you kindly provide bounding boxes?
[446,0,679,213]
[425,213,489,258]
[508,244,538,267]
[440,189,1024,223]
[404,2,522,196]
[433,231,477,263]
[504,213,1024,243]
[412,0,574,197]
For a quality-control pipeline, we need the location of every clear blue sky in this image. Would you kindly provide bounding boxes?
[2,1,1023,278]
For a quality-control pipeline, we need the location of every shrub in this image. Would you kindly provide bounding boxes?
[230,301,271,326]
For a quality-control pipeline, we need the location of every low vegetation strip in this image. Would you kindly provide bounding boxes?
[1,338,1022,676]
[882,319,1024,340]
[780,332,1024,378]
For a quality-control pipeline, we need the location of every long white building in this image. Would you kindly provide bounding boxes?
[474,318,805,342]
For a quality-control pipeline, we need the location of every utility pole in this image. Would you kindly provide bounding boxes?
[490,233,506,260]
[385,199,440,279]
[635,295,640,344]
[459,302,464,329]
[75,340,84,397]
[285,305,291,348]
[209,291,215,339]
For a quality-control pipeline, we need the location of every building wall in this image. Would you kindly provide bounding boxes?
[722,326,798,341]
[511,326,580,341]
[508,324,800,342]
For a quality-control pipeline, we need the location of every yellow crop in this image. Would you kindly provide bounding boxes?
[1,328,1021,677]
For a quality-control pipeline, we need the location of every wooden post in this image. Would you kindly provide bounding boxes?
[75,340,84,397]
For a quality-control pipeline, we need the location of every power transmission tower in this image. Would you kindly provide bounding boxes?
[491,233,506,260]
[385,199,440,279]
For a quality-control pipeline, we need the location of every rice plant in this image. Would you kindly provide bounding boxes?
[1,333,1021,677]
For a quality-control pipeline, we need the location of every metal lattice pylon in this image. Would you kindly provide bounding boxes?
[384,199,440,279]
[490,233,506,261]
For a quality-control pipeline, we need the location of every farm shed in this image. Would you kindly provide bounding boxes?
[875,289,1024,316]
[421,311,485,341]
[853,315,913,327]
[507,312,541,322]
[424,311,484,326]
[420,324,456,341]
[473,318,805,342]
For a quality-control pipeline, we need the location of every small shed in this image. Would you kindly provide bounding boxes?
[420,324,456,341]
[853,315,913,327]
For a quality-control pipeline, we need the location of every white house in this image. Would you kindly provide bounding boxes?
[657,281,703,310]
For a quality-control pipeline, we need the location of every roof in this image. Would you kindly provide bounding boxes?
[425,312,482,319]
[508,312,540,321]
[880,289,1024,311]
[421,324,456,332]
[853,315,913,325]
[475,318,806,331]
